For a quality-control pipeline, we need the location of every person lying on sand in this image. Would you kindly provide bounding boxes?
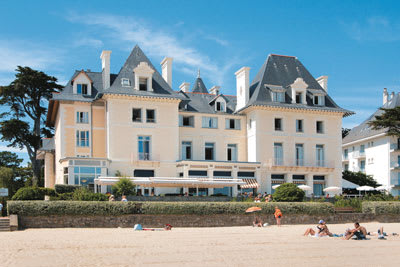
[304,220,332,237]
[253,216,263,227]
[345,222,368,240]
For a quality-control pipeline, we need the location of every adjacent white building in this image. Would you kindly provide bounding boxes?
[38,45,351,197]
[342,88,400,196]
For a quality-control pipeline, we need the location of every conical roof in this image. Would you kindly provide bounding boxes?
[192,70,208,93]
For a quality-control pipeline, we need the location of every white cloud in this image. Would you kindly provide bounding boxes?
[66,13,236,85]
[0,145,27,154]
[343,16,400,42]
[72,37,103,48]
[0,40,62,73]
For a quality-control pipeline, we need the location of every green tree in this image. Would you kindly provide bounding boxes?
[0,151,23,168]
[0,152,32,196]
[273,183,305,202]
[0,66,62,185]
[112,178,135,197]
[342,170,379,187]
[368,106,400,137]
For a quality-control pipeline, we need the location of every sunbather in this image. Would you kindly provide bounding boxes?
[345,222,368,240]
[304,220,332,237]
[253,216,263,227]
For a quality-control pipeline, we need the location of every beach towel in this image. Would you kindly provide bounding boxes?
[134,224,143,230]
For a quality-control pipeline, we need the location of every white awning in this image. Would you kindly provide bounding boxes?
[342,179,359,189]
[95,177,246,188]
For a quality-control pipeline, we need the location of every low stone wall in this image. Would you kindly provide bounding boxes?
[126,196,232,202]
[17,213,400,229]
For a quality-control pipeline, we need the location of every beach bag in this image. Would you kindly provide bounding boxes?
[134,224,143,230]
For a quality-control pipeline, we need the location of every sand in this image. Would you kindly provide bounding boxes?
[1,222,399,267]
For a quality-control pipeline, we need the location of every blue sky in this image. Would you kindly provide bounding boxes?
[0,0,399,164]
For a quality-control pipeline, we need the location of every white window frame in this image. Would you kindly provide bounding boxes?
[225,118,241,130]
[227,144,238,161]
[76,111,89,124]
[138,136,151,161]
[313,94,325,106]
[179,115,195,127]
[272,91,285,102]
[182,141,193,160]
[76,130,90,147]
[121,78,131,87]
[204,142,215,160]
[202,117,218,129]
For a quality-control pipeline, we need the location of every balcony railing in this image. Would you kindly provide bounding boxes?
[353,151,366,158]
[269,159,335,168]
[342,155,349,161]
[390,162,400,169]
[390,143,400,151]
[138,152,151,161]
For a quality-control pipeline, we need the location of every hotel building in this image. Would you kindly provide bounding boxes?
[38,45,350,196]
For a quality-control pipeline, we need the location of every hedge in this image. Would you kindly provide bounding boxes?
[7,201,334,216]
[362,201,400,214]
[54,184,81,194]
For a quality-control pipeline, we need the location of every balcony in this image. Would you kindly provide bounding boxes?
[390,162,400,170]
[267,159,335,172]
[342,155,349,161]
[132,153,160,167]
[353,151,366,158]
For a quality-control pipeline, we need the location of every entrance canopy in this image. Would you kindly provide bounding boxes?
[95,176,246,188]
[240,179,260,189]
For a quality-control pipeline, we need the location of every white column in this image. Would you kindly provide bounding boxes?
[44,152,55,188]
[306,174,314,197]
[265,173,272,194]
[232,167,239,196]
[286,173,293,183]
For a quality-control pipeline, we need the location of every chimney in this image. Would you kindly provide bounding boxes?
[100,50,111,89]
[391,91,395,100]
[235,67,250,111]
[383,88,388,105]
[316,76,328,92]
[210,86,220,95]
[179,82,190,93]
[161,57,173,87]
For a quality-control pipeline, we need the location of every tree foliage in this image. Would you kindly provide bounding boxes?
[368,107,400,137]
[342,170,379,187]
[0,66,62,184]
[112,178,136,197]
[272,183,305,202]
[0,152,32,196]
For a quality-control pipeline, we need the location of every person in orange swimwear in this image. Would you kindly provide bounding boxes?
[274,206,282,227]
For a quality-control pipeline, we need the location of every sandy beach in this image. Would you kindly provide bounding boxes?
[1,222,399,267]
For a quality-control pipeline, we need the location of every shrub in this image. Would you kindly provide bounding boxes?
[7,201,334,216]
[362,201,400,214]
[111,178,135,197]
[11,186,56,200]
[55,184,81,194]
[71,187,107,201]
[363,194,398,202]
[273,183,305,202]
[49,193,74,201]
[334,196,362,212]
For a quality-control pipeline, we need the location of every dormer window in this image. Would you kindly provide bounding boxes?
[121,78,131,87]
[314,95,325,106]
[133,62,154,92]
[139,77,148,91]
[77,84,88,95]
[216,101,225,112]
[272,91,285,102]
[295,92,302,104]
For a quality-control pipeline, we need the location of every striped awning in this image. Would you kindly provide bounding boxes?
[293,180,306,185]
[241,178,260,189]
[271,179,285,184]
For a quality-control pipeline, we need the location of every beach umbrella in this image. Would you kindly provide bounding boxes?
[376,185,393,191]
[298,185,312,191]
[246,206,262,213]
[356,186,375,191]
[323,186,341,192]
[272,185,281,189]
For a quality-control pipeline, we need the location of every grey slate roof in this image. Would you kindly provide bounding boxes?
[179,91,237,114]
[192,77,208,93]
[52,45,181,102]
[39,138,55,152]
[244,54,352,115]
[343,93,400,144]
[105,45,181,99]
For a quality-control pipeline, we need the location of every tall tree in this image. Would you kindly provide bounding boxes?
[368,107,400,137]
[0,66,62,185]
[342,170,379,187]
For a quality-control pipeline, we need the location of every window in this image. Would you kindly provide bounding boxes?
[295,92,302,103]
[63,167,68,184]
[296,119,303,133]
[77,84,88,95]
[316,121,324,133]
[179,115,194,127]
[182,141,192,160]
[146,109,155,123]
[344,164,349,171]
[138,136,151,160]
[121,78,131,86]
[295,144,304,166]
[73,166,103,191]
[227,144,237,161]
[132,108,142,122]
[216,101,225,112]
[202,117,218,129]
[76,130,89,147]
[76,112,89,124]
[360,144,365,154]
[344,149,348,159]
[225,119,241,130]
[139,77,148,91]
[313,184,324,196]
[360,160,365,172]
[316,144,324,167]
[274,143,283,165]
[314,95,325,106]
[272,91,285,102]
[274,118,282,131]
[205,142,215,160]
